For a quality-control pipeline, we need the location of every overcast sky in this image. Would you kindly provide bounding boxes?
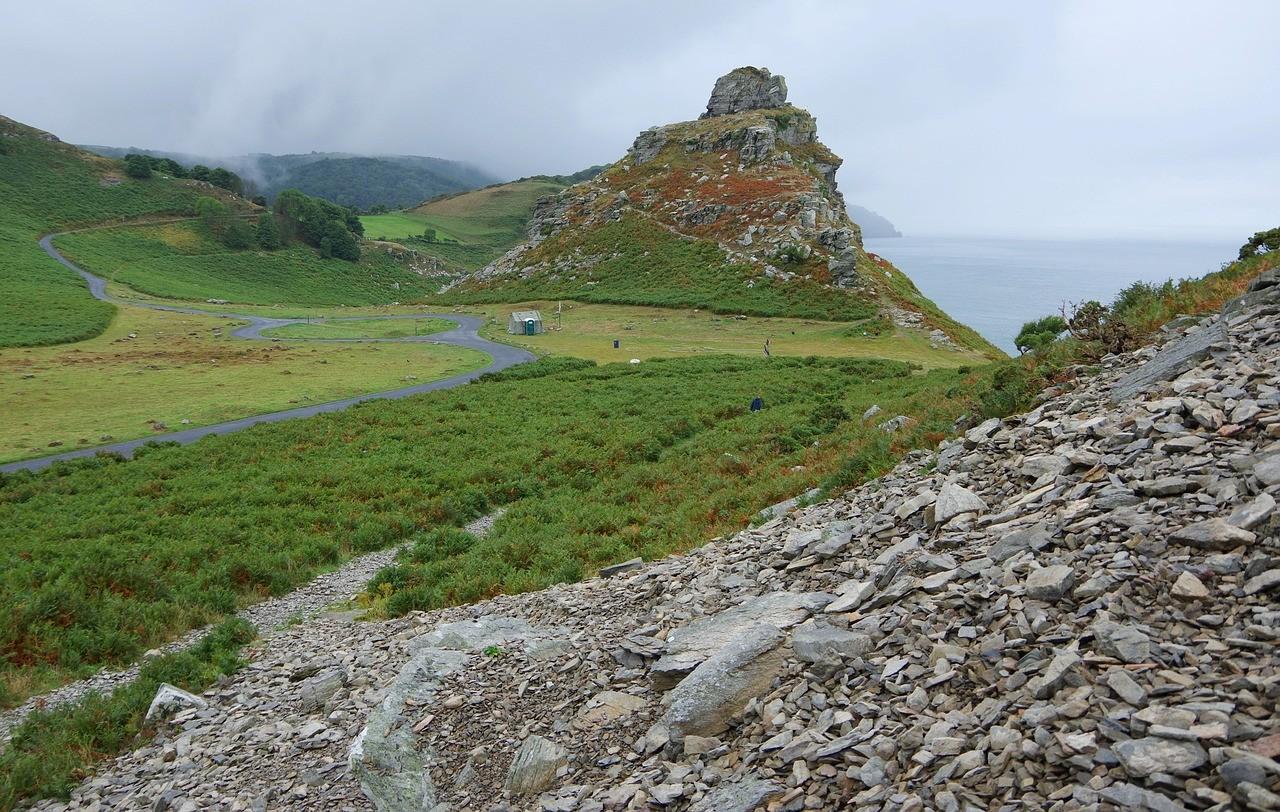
[2,1,1276,239]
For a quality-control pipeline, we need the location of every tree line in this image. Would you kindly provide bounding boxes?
[122,153,245,196]
[193,189,363,261]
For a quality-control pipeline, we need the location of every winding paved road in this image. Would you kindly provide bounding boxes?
[1,233,534,474]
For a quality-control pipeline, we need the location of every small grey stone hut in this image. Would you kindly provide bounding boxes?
[507,310,544,335]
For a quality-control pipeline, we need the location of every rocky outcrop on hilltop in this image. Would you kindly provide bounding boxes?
[450,69,981,348]
[28,278,1280,810]
[702,67,789,118]
[483,66,863,285]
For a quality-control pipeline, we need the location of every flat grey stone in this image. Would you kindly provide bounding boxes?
[145,683,207,724]
[688,777,784,812]
[504,735,567,794]
[791,619,872,664]
[1111,320,1228,403]
[1114,737,1208,777]
[934,482,987,524]
[989,523,1051,563]
[599,558,643,578]
[1229,493,1276,529]
[653,591,830,682]
[1093,620,1152,663]
[1025,564,1075,602]
[1171,518,1256,550]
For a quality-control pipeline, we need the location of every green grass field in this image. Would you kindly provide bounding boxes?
[260,317,454,340]
[0,305,486,463]
[361,211,464,242]
[360,178,567,271]
[466,301,985,367]
[0,354,997,706]
[0,116,233,348]
[54,222,447,306]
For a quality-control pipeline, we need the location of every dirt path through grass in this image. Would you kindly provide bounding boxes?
[1,230,533,473]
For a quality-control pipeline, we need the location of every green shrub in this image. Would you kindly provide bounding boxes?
[122,154,152,179]
[1014,315,1067,354]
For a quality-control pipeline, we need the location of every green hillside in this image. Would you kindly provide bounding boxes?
[54,221,448,306]
[0,354,987,706]
[362,178,570,271]
[0,116,242,347]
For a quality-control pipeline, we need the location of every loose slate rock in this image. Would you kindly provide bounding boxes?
[1171,518,1256,550]
[1114,737,1208,777]
[1026,564,1075,601]
[504,734,568,794]
[934,482,988,523]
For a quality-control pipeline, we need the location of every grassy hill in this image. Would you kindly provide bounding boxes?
[54,221,448,306]
[361,178,570,271]
[0,116,243,347]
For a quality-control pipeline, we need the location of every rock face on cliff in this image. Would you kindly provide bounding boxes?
[702,67,789,118]
[446,68,988,353]
[34,271,1280,811]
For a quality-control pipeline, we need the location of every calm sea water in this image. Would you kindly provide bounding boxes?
[864,236,1236,354]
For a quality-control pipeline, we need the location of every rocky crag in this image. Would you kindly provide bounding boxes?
[448,68,984,351]
[26,276,1280,811]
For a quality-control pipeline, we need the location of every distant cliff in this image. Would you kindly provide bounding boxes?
[848,204,901,238]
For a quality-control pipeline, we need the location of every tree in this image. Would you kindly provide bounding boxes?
[1239,227,1280,260]
[123,154,153,179]
[1063,300,1133,357]
[273,189,361,261]
[1014,315,1068,354]
[223,219,254,249]
[194,196,231,238]
[256,213,280,250]
[190,164,212,182]
[423,227,437,242]
[208,167,244,196]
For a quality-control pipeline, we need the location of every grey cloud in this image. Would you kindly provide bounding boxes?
[1,0,1275,238]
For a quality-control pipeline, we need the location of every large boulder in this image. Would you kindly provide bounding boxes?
[663,624,786,740]
[651,591,831,686]
[702,67,788,118]
[504,734,568,795]
[144,683,207,724]
[351,615,568,811]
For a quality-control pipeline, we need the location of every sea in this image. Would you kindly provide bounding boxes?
[863,236,1237,355]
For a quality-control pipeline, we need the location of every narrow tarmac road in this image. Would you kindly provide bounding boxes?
[1,233,534,474]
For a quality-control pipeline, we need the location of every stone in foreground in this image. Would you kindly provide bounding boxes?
[1113,737,1208,778]
[144,683,207,723]
[504,734,568,794]
[664,624,785,740]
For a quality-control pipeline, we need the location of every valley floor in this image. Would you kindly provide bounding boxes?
[13,269,1279,812]
[0,305,488,464]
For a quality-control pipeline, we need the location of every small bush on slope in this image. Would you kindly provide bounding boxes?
[0,618,254,809]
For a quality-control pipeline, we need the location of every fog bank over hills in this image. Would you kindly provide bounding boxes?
[80,145,498,209]
[10,2,1271,237]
